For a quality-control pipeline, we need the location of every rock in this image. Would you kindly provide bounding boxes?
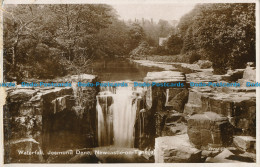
[184,91,203,115]
[162,122,187,136]
[51,95,73,114]
[238,66,256,86]
[187,112,233,148]
[144,71,185,83]
[165,113,185,123]
[155,134,202,163]
[205,148,255,163]
[145,87,152,110]
[227,69,244,82]
[187,91,202,105]
[196,60,212,69]
[239,152,256,162]
[242,66,256,82]
[201,150,220,158]
[184,103,201,115]
[5,138,44,163]
[184,86,255,136]
[165,88,189,112]
[205,149,235,163]
[18,102,36,116]
[132,60,176,70]
[233,136,256,153]
[72,106,85,118]
[8,89,37,102]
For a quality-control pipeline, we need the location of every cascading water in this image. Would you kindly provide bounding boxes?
[96,84,143,148]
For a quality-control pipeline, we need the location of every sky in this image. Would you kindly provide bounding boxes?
[112,3,196,22]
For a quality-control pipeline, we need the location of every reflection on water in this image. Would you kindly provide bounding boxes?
[91,58,162,81]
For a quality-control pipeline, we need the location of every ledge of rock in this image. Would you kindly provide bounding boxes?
[187,112,233,148]
[205,148,255,163]
[144,71,185,83]
[155,134,202,163]
[233,136,256,153]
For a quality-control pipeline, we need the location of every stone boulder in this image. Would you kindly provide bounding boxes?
[165,88,189,112]
[242,66,256,81]
[144,71,185,83]
[187,112,233,148]
[233,136,256,153]
[196,60,212,69]
[5,138,44,163]
[155,134,202,163]
[162,123,187,136]
[205,148,255,163]
[8,89,37,102]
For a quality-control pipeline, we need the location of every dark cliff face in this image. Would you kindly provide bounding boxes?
[4,75,98,163]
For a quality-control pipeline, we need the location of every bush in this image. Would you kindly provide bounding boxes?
[187,51,201,64]
[166,34,183,55]
[130,41,151,57]
[150,46,168,55]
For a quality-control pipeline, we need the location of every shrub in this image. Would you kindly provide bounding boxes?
[187,51,201,64]
[130,41,151,57]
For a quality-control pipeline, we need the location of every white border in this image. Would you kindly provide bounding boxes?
[0,0,259,167]
[1,0,259,4]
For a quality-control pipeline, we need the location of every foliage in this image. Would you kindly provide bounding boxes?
[177,3,255,74]
[186,51,201,64]
[130,41,151,57]
[126,23,146,53]
[151,46,169,55]
[165,34,183,55]
[129,19,175,47]
[96,19,130,58]
[3,4,130,80]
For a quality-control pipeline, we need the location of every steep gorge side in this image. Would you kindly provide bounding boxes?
[152,65,256,163]
[4,74,98,163]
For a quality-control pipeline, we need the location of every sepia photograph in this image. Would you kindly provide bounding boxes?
[0,0,258,165]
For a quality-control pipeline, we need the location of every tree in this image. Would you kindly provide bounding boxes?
[177,3,255,74]
[130,41,151,58]
[3,4,116,80]
[165,34,183,55]
[95,19,130,58]
[157,19,172,37]
[126,23,145,53]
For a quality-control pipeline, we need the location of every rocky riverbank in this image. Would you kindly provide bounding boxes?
[135,60,256,163]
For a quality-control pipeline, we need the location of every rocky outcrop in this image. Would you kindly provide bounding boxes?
[233,136,256,153]
[165,88,189,112]
[205,148,255,163]
[137,61,256,163]
[187,112,233,148]
[141,71,188,148]
[6,138,44,163]
[155,134,202,163]
[4,74,98,163]
[238,66,256,86]
[184,66,256,136]
[196,60,212,69]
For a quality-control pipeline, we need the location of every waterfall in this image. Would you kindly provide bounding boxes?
[96,85,142,147]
